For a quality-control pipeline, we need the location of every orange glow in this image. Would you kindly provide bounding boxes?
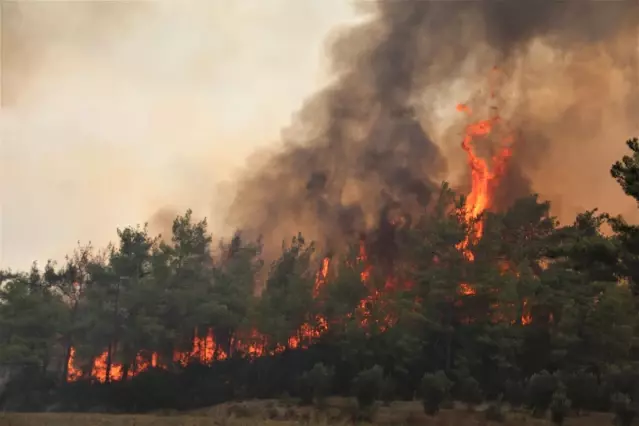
[455,102,512,260]
[314,257,330,297]
[66,348,83,382]
[458,283,476,296]
[358,240,371,282]
[453,74,515,314]
[521,299,532,325]
[91,351,123,383]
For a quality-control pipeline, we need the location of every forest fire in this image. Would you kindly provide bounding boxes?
[66,239,394,383]
[66,90,518,384]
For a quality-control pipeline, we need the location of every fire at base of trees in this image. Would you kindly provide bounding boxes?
[2,138,639,420]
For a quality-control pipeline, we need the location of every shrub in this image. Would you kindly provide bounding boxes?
[485,395,505,423]
[550,384,571,425]
[380,376,396,406]
[607,368,639,396]
[352,365,384,410]
[227,403,252,418]
[421,370,453,416]
[563,371,598,414]
[297,371,313,406]
[504,379,526,408]
[297,363,334,408]
[351,405,376,423]
[527,370,558,417]
[458,376,483,409]
[611,392,638,426]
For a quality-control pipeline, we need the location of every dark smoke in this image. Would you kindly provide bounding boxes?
[228,0,639,261]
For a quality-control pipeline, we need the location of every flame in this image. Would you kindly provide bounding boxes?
[67,78,525,383]
[455,102,512,260]
[66,348,83,382]
[91,352,123,383]
[314,257,330,297]
[453,78,519,324]
[358,240,371,282]
[521,299,532,325]
[458,283,476,296]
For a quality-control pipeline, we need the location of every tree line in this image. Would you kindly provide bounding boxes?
[2,139,639,422]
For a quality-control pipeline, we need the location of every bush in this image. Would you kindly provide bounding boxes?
[297,363,334,408]
[562,371,598,413]
[297,375,314,406]
[0,366,57,412]
[485,395,505,423]
[458,376,483,409]
[380,376,396,406]
[607,368,639,396]
[611,392,638,426]
[527,370,558,417]
[350,405,376,423]
[421,370,453,416]
[550,384,571,425]
[227,403,253,418]
[352,365,384,410]
[504,379,526,408]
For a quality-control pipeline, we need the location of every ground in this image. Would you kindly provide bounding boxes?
[0,398,614,425]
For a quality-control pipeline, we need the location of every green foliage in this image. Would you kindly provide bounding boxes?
[380,376,396,406]
[611,138,639,204]
[560,371,599,414]
[253,234,316,350]
[0,265,69,367]
[458,376,483,408]
[3,138,639,417]
[527,370,558,417]
[421,370,453,416]
[297,375,314,407]
[503,380,526,408]
[611,392,638,426]
[550,384,571,425]
[300,363,334,408]
[352,365,384,409]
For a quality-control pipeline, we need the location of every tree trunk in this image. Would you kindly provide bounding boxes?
[62,341,72,382]
[122,362,130,382]
[105,341,114,383]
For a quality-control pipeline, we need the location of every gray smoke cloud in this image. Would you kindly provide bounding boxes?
[228,0,639,261]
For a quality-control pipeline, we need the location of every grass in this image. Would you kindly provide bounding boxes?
[0,398,615,425]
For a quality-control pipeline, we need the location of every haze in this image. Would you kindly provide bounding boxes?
[2,1,638,271]
[1,1,359,269]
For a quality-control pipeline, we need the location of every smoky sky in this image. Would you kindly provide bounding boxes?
[228,0,639,259]
[3,1,638,270]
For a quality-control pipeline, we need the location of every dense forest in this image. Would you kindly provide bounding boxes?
[3,138,639,422]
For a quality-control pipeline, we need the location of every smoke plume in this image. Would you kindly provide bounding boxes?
[228,0,639,260]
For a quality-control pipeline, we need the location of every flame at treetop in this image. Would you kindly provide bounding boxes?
[454,97,536,327]
[455,101,513,261]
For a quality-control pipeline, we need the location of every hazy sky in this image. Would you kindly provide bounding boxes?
[1,1,360,269]
[2,1,638,271]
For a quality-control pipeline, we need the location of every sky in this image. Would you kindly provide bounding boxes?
[1,1,638,271]
[1,1,360,270]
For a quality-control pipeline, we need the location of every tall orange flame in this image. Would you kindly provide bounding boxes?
[455,102,512,261]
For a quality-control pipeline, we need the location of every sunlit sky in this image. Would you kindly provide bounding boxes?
[1,1,360,270]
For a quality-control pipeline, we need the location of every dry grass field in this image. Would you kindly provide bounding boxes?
[0,398,615,426]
